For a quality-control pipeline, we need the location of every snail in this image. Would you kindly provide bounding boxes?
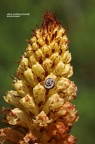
[44,78,55,89]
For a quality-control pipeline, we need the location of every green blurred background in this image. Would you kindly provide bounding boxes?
[0,0,95,143]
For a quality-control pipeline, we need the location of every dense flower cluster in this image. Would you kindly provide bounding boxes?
[0,12,78,144]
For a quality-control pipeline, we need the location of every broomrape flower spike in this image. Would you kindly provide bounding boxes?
[0,11,79,144]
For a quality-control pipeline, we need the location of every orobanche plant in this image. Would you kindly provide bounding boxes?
[0,11,78,144]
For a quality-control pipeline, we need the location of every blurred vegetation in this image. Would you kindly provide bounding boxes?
[0,0,95,144]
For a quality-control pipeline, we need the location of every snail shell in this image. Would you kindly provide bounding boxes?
[44,78,55,89]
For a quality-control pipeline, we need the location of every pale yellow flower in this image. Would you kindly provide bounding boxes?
[0,11,78,144]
